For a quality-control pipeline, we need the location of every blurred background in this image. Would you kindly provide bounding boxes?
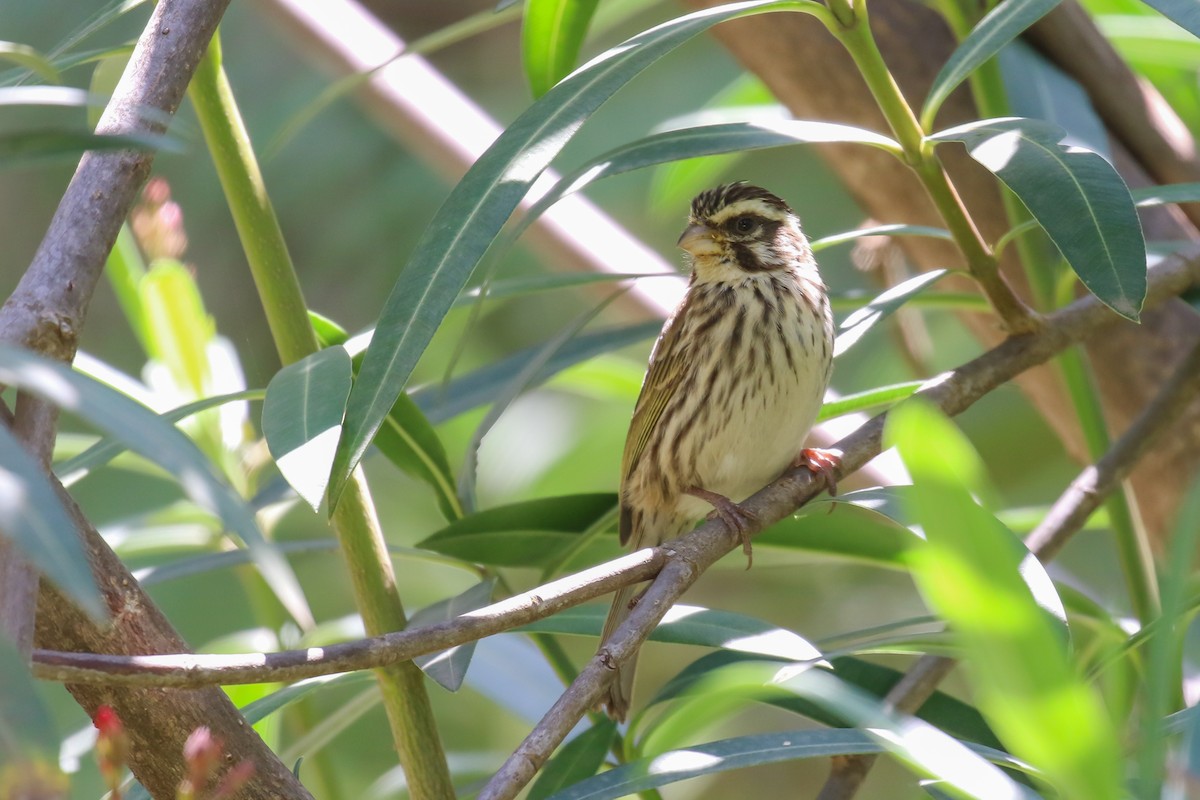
[2,1,1123,797]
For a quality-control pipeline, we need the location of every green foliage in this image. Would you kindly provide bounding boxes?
[8,0,1200,798]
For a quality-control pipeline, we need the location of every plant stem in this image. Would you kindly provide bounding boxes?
[189,33,455,799]
[824,0,1039,333]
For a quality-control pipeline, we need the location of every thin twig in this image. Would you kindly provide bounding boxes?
[813,329,1200,800]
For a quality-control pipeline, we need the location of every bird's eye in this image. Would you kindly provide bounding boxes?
[734,216,756,233]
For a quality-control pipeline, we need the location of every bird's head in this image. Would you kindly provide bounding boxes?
[678,182,813,284]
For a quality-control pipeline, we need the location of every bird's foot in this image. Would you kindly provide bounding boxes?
[793,447,842,497]
[686,486,757,568]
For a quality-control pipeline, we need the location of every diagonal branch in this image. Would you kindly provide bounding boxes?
[815,330,1200,800]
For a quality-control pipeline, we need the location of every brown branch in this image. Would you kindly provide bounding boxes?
[32,548,665,686]
[813,334,1200,800]
[0,0,321,797]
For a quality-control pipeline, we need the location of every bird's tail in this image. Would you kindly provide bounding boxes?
[599,583,640,722]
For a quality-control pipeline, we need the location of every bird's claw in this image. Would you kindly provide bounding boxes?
[687,486,757,568]
[794,447,842,497]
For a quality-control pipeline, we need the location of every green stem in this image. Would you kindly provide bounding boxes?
[823,1,1038,333]
[190,33,455,799]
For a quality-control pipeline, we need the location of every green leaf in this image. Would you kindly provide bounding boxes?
[522,119,900,239]
[810,223,954,252]
[523,0,602,98]
[519,603,824,663]
[0,425,103,619]
[998,40,1108,159]
[0,345,313,628]
[329,0,827,507]
[140,260,217,396]
[921,0,1064,128]
[529,720,616,800]
[888,400,1122,800]
[930,117,1146,320]
[834,270,949,357]
[1138,0,1200,39]
[240,672,374,725]
[452,272,670,308]
[546,725,1031,800]
[816,381,923,422]
[0,42,61,84]
[305,314,461,520]
[56,389,264,486]
[1131,182,1200,206]
[411,579,496,691]
[418,493,620,567]
[413,322,661,424]
[104,224,150,353]
[651,651,1001,751]
[262,347,353,512]
[0,634,62,760]
[0,130,177,170]
[459,294,620,512]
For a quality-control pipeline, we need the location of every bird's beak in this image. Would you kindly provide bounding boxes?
[677,223,720,257]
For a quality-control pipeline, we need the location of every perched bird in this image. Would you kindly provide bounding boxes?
[599,182,839,722]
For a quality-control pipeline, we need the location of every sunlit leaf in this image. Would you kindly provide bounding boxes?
[0,42,60,83]
[262,347,353,511]
[922,0,1064,127]
[930,117,1145,320]
[523,0,601,98]
[817,381,922,421]
[834,270,949,357]
[888,400,1122,800]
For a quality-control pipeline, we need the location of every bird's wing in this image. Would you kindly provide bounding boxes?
[619,310,690,545]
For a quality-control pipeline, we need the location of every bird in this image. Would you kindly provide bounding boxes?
[599,182,839,722]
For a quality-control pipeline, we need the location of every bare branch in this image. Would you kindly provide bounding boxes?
[33,548,666,686]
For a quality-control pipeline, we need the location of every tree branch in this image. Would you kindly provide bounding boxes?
[0,0,317,796]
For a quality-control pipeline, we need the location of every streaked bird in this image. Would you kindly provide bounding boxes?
[599,182,839,721]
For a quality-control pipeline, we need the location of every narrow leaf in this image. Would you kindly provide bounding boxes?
[418,493,619,567]
[529,720,617,800]
[262,347,353,512]
[0,345,312,628]
[998,40,1109,158]
[329,0,826,507]
[0,130,176,170]
[0,636,60,760]
[523,0,602,98]
[834,270,949,357]
[888,400,1122,800]
[0,426,103,619]
[411,579,496,691]
[522,119,900,239]
[930,117,1146,319]
[413,322,661,425]
[0,42,61,84]
[816,381,922,421]
[922,0,1064,127]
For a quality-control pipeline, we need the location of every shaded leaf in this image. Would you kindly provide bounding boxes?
[998,40,1108,158]
[529,720,617,800]
[0,425,103,618]
[0,130,177,170]
[523,0,601,98]
[930,117,1145,320]
[811,223,954,252]
[0,41,60,83]
[922,0,1063,127]
[1139,0,1200,40]
[0,634,61,759]
[418,493,619,567]
[0,345,312,628]
[329,0,828,507]
[411,579,496,691]
[413,322,662,425]
[834,270,949,357]
[262,348,352,511]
